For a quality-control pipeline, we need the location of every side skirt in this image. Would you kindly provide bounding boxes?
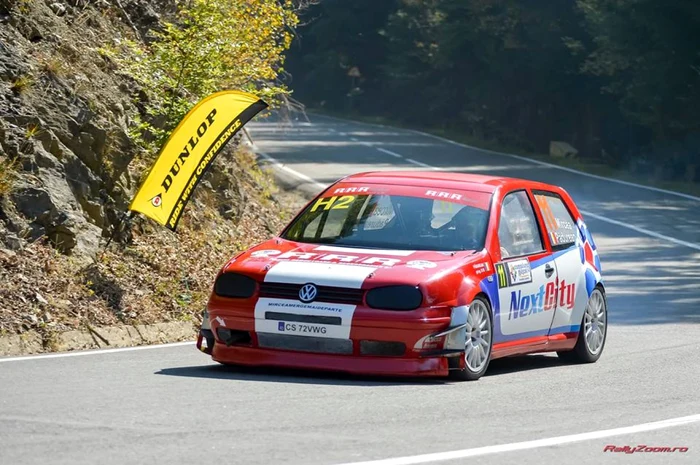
[491,332,578,359]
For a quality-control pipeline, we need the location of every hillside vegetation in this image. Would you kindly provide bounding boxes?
[0,0,306,348]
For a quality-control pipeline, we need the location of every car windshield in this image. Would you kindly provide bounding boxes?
[281,187,493,251]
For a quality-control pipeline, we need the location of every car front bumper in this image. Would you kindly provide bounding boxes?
[206,338,450,377]
[196,307,468,377]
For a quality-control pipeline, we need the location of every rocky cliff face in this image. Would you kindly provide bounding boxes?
[0,0,163,262]
[0,0,304,343]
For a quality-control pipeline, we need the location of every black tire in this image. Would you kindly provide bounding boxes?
[450,296,493,381]
[557,286,607,364]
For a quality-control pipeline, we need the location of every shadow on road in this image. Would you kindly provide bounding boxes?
[590,227,700,326]
[156,353,573,385]
[155,363,447,386]
[485,354,567,377]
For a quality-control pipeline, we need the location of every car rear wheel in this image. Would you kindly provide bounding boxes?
[450,296,493,381]
[557,287,607,363]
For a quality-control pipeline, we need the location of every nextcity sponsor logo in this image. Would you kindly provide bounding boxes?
[508,280,575,320]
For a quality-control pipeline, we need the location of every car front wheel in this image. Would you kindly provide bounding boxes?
[450,296,493,381]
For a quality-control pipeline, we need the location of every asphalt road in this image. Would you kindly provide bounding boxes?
[2,114,700,465]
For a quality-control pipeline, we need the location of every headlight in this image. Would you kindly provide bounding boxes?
[214,273,257,298]
[365,285,423,310]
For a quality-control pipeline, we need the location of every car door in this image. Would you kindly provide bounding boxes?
[493,190,558,342]
[532,190,588,335]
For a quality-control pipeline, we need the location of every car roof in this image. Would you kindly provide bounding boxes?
[338,171,555,194]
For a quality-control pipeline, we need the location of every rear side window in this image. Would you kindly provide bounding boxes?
[534,192,577,248]
[498,191,544,257]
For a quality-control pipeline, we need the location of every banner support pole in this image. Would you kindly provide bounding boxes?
[103,210,135,250]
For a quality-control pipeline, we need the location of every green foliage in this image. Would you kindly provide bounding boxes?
[577,0,700,138]
[285,0,398,112]
[287,0,700,181]
[102,0,299,153]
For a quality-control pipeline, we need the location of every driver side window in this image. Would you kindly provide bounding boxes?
[498,191,544,257]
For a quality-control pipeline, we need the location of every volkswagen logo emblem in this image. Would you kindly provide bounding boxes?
[298,283,318,303]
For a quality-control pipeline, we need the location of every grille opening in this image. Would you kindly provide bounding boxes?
[360,340,406,357]
[257,333,353,354]
[259,282,364,305]
[216,328,252,346]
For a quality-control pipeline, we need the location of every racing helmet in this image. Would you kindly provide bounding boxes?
[452,206,488,248]
[396,196,434,231]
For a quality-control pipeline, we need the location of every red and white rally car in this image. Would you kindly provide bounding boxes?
[196,171,606,380]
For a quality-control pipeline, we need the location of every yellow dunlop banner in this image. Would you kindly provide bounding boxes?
[129,90,267,230]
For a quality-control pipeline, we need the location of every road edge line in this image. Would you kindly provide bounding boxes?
[334,414,700,465]
[309,112,700,203]
[0,341,195,363]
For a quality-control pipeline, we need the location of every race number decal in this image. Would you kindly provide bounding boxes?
[310,195,356,212]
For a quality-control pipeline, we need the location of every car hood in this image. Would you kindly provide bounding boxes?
[222,238,487,289]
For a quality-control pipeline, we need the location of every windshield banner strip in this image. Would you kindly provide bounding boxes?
[323,183,492,210]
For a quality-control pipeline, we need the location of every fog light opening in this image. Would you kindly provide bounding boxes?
[216,328,252,346]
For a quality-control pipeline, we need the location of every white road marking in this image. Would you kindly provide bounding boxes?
[580,209,700,251]
[405,158,440,170]
[350,137,359,141]
[376,147,403,159]
[257,151,329,190]
[0,341,194,363]
[251,122,700,250]
[335,414,700,465]
[311,113,700,203]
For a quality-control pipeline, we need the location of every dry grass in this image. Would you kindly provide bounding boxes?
[0,147,307,339]
[10,75,34,94]
[0,157,18,196]
[0,1,310,345]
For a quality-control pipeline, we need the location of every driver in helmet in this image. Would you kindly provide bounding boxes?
[384,196,435,243]
[451,206,488,250]
[396,197,434,235]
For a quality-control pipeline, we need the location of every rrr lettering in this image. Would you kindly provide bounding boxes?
[333,187,369,194]
[277,251,401,266]
[509,280,575,320]
[161,108,217,192]
[425,190,462,200]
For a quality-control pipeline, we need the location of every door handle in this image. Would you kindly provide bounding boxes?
[545,263,555,278]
